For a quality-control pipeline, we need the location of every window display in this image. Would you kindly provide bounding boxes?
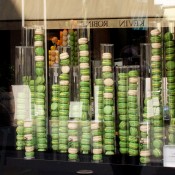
[1,1,175,175]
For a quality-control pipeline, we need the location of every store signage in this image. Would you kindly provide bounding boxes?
[88,20,108,28]
[163,145,175,167]
[119,18,147,28]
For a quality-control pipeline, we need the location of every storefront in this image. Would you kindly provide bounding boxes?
[1,0,175,174]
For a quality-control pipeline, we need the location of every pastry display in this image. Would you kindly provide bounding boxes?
[78,26,91,155]
[91,121,103,162]
[164,30,175,145]
[150,28,163,160]
[50,67,59,151]
[34,27,47,152]
[58,47,71,153]
[68,121,79,161]
[117,68,128,155]
[128,68,140,157]
[24,120,34,159]
[101,44,115,156]
[68,29,78,65]
[139,122,151,164]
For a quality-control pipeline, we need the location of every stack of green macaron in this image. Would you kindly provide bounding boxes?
[127,69,139,157]
[139,122,151,164]
[16,119,24,151]
[94,78,104,121]
[24,120,34,159]
[117,71,128,155]
[150,28,163,159]
[164,32,175,145]
[34,27,47,152]
[80,120,91,154]
[78,35,91,154]
[29,79,36,147]
[74,31,78,65]
[16,92,26,151]
[58,48,71,153]
[68,121,79,161]
[91,121,103,162]
[102,51,115,156]
[50,70,59,151]
[68,29,78,66]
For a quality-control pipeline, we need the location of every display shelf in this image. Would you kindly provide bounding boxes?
[2,156,175,175]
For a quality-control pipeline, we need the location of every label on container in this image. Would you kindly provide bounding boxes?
[69,101,82,119]
[163,145,175,167]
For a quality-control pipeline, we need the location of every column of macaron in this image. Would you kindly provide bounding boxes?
[91,121,103,162]
[50,67,59,151]
[68,29,78,66]
[29,79,36,149]
[49,47,59,67]
[116,67,128,155]
[101,44,115,156]
[34,27,47,152]
[68,121,79,161]
[68,29,75,65]
[62,29,68,47]
[78,27,91,155]
[24,120,35,159]
[58,47,71,153]
[16,92,26,151]
[164,31,175,145]
[150,28,163,159]
[127,68,140,157]
[139,122,151,165]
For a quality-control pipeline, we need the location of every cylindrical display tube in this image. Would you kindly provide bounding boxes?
[94,67,104,121]
[34,27,47,152]
[15,46,35,156]
[163,22,175,145]
[127,66,140,159]
[68,29,78,66]
[91,121,103,162]
[101,44,116,156]
[24,120,35,159]
[68,121,79,161]
[50,67,60,151]
[58,46,71,153]
[140,122,151,165]
[78,24,91,155]
[150,24,164,163]
[116,67,128,156]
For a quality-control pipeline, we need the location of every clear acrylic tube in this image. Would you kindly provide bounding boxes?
[58,46,71,153]
[49,67,60,151]
[78,23,91,155]
[101,44,116,156]
[14,46,35,155]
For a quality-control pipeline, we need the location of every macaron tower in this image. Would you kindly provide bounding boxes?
[50,67,59,151]
[24,120,34,159]
[68,29,78,66]
[139,122,151,165]
[34,27,47,152]
[78,26,91,155]
[68,121,79,161]
[164,31,175,145]
[127,69,140,158]
[101,44,115,156]
[58,47,71,154]
[48,46,59,67]
[117,68,128,156]
[62,29,68,47]
[150,28,163,161]
[91,121,103,162]
[16,92,26,151]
